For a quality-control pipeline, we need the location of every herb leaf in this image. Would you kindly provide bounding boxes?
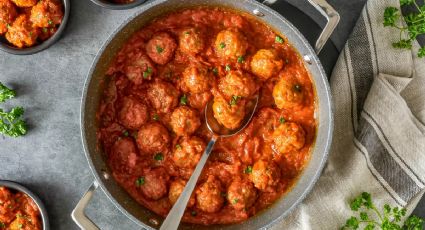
[180,94,188,105]
[275,36,284,44]
[229,95,241,106]
[244,165,252,174]
[0,107,27,137]
[0,83,16,103]
[135,177,145,186]
[143,67,153,79]
[154,153,163,161]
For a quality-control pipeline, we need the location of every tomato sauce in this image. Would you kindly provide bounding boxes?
[0,187,42,230]
[98,7,316,225]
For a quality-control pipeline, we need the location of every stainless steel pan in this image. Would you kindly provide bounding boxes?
[73,0,338,229]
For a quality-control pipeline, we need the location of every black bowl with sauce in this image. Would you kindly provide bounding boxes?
[0,0,70,55]
[89,0,146,10]
[0,180,49,230]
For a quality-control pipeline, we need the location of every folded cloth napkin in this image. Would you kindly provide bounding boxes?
[272,0,425,229]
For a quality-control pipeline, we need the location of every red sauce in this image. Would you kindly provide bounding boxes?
[98,7,316,225]
[0,187,42,230]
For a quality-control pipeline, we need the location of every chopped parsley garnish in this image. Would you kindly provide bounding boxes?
[184,31,190,35]
[225,64,231,72]
[0,222,5,228]
[17,223,23,229]
[237,56,245,63]
[6,24,10,28]
[135,177,145,186]
[152,114,159,121]
[191,211,197,216]
[244,165,252,174]
[294,84,302,92]
[175,144,182,150]
[48,20,53,25]
[232,199,239,204]
[275,36,284,44]
[279,117,286,124]
[212,67,218,75]
[154,153,163,161]
[156,45,164,53]
[180,94,188,105]
[42,27,48,33]
[229,95,241,106]
[143,67,153,79]
[123,130,129,137]
[0,107,27,137]
[219,42,226,49]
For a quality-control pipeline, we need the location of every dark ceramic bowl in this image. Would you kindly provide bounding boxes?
[0,0,70,55]
[0,180,50,230]
[89,0,146,10]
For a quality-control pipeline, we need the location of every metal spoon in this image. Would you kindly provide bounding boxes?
[160,95,259,230]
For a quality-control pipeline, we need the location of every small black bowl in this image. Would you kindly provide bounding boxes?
[0,180,50,230]
[89,0,146,10]
[0,0,70,55]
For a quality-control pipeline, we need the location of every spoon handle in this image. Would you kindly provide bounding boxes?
[160,135,218,230]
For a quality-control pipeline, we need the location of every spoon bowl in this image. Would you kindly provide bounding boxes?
[160,95,260,230]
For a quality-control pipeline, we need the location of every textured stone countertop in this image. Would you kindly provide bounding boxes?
[0,0,423,230]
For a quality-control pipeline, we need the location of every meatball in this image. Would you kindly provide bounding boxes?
[214,30,248,60]
[227,179,257,210]
[136,122,170,154]
[170,106,201,136]
[168,179,195,207]
[273,74,304,109]
[118,96,149,130]
[250,159,280,190]
[5,14,39,48]
[196,176,224,213]
[218,71,256,99]
[273,122,305,154]
[146,32,177,65]
[30,0,63,28]
[147,80,179,113]
[173,136,205,168]
[181,65,211,94]
[10,0,36,7]
[251,49,284,80]
[109,138,140,174]
[138,167,169,200]
[124,52,156,85]
[212,96,245,130]
[179,27,205,55]
[0,0,17,35]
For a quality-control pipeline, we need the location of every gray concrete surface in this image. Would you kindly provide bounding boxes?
[0,0,423,230]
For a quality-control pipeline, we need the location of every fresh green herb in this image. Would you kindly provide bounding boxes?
[244,165,252,174]
[180,94,188,105]
[0,83,16,103]
[135,177,145,186]
[232,199,239,204]
[48,19,53,25]
[342,192,424,230]
[219,42,226,49]
[17,224,23,229]
[42,27,48,33]
[191,211,197,216]
[237,56,245,63]
[383,1,425,58]
[184,31,190,35]
[143,67,153,79]
[229,95,241,106]
[154,153,163,161]
[175,144,182,150]
[156,45,164,53]
[0,221,5,228]
[212,67,218,75]
[123,130,129,137]
[0,107,27,137]
[225,64,231,72]
[279,117,286,124]
[275,36,284,44]
[152,114,159,121]
[6,23,10,28]
[294,84,301,92]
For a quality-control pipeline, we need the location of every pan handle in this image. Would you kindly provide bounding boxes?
[71,181,101,230]
[263,0,340,54]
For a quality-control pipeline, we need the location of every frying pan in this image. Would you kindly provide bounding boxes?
[73,0,338,229]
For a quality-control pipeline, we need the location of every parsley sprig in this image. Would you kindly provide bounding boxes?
[342,192,424,230]
[383,0,425,58]
[0,83,27,138]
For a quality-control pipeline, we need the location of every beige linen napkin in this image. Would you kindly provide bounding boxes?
[273,0,425,229]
